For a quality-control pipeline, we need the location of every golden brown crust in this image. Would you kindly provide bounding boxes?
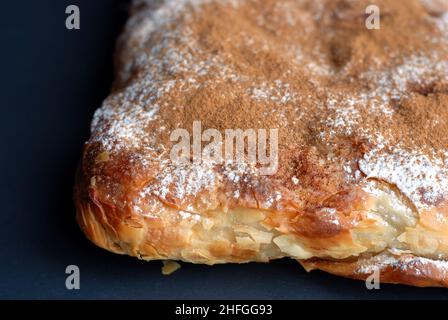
[75,0,448,287]
[75,151,448,286]
[300,252,448,287]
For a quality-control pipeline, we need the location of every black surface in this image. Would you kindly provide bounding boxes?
[0,0,447,299]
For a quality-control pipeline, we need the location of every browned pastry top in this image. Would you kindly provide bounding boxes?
[85,0,448,216]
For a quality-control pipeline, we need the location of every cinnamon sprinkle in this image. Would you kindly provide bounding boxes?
[87,0,448,212]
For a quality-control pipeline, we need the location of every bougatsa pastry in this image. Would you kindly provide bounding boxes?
[74,0,448,287]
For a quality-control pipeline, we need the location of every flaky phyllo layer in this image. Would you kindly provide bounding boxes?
[75,0,448,287]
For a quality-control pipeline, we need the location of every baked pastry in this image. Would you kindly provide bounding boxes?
[74,0,448,287]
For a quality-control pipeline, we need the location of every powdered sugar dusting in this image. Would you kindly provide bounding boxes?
[249,80,297,104]
[91,82,165,152]
[359,147,448,209]
[143,160,218,202]
[322,55,448,138]
[356,252,448,278]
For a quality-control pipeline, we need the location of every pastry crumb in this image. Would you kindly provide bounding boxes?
[161,260,181,275]
[95,151,110,163]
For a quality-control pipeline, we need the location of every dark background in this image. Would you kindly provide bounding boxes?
[0,0,447,299]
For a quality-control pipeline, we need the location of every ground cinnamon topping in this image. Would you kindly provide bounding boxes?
[88,0,448,211]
